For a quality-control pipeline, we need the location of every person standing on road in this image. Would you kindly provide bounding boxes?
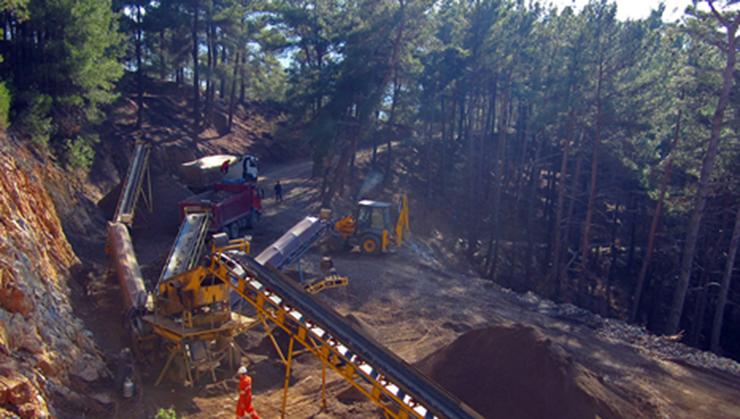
[236,366,259,419]
[274,181,283,202]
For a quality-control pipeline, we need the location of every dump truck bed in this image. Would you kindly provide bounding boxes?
[178,182,260,232]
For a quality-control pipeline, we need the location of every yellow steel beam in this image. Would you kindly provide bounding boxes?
[155,345,181,387]
[305,276,348,294]
[281,337,295,419]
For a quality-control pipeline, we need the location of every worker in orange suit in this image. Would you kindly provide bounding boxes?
[237,366,260,419]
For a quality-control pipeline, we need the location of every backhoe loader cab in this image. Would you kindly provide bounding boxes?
[355,201,392,254]
[357,201,392,234]
[331,195,409,255]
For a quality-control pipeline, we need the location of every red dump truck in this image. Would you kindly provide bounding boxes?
[179,181,262,238]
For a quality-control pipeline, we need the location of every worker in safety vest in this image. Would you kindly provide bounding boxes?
[236,366,260,419]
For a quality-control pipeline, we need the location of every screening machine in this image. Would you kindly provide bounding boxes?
[112,213,257,385]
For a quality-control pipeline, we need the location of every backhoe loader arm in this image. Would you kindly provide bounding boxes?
[395,195,410,247]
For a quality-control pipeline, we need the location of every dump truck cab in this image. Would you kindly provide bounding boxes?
[240,155,258,181]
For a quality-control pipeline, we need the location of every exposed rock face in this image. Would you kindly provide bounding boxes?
[0,137,109,418]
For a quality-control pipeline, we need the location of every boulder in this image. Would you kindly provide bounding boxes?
[0,273,31,317]
[8,314,43,354]
[0,371,33,406]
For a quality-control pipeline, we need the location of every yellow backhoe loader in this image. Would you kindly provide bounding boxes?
[326,195,409,255]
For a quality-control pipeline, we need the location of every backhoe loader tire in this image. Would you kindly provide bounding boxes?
[360,234,381,255]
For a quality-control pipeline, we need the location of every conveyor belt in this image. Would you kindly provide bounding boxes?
[255,216,329,268]
[114,142,150,225]
[108,222,147,310]
[159,213,210,284]
[214,252,483,419]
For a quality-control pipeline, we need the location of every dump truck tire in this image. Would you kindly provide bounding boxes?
[229,222,240,239]
[247,210,259,229]
[360,234,381,255]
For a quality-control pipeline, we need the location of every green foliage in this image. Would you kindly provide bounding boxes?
[2,0,29,20]
[247,54,287,101]
[16,93,53,148]
[0,81,10,130]
[1,0,123,165]
[63,134,98,170]
[154,407,178,419]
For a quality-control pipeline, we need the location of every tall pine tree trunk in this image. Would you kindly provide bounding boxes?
[551,110,575,298]
[385,70,400,186]
[667,10,739,335]
[562,141,584,284]
[159,30,166,80]
[227,50,240,132]
[630,109,681,323]
[439,96,448,199]
[579,61,604,302]
[604,200,620,316]
[372,111,379,168]
[191,0,200,139]
[220,44,226,100]
[487,85,510,280]
[239,52,246,103]
[526,133,544,288]
[203,23,213,128]
[689,223,725,346]
[466,71,479,262]
[136,5,143,129]
[711,202,740,352]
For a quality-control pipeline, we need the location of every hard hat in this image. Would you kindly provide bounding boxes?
[238,366,247,375]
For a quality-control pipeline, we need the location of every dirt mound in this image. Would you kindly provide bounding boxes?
[252,324,295,358]
[415,323,619,419]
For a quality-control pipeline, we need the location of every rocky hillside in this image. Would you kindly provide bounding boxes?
[0,135,109,418]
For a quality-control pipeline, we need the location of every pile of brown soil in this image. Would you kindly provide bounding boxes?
[414,323,619,419]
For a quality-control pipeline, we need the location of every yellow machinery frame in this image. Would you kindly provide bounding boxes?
[139,239,263,387]
[207,249,437,419]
